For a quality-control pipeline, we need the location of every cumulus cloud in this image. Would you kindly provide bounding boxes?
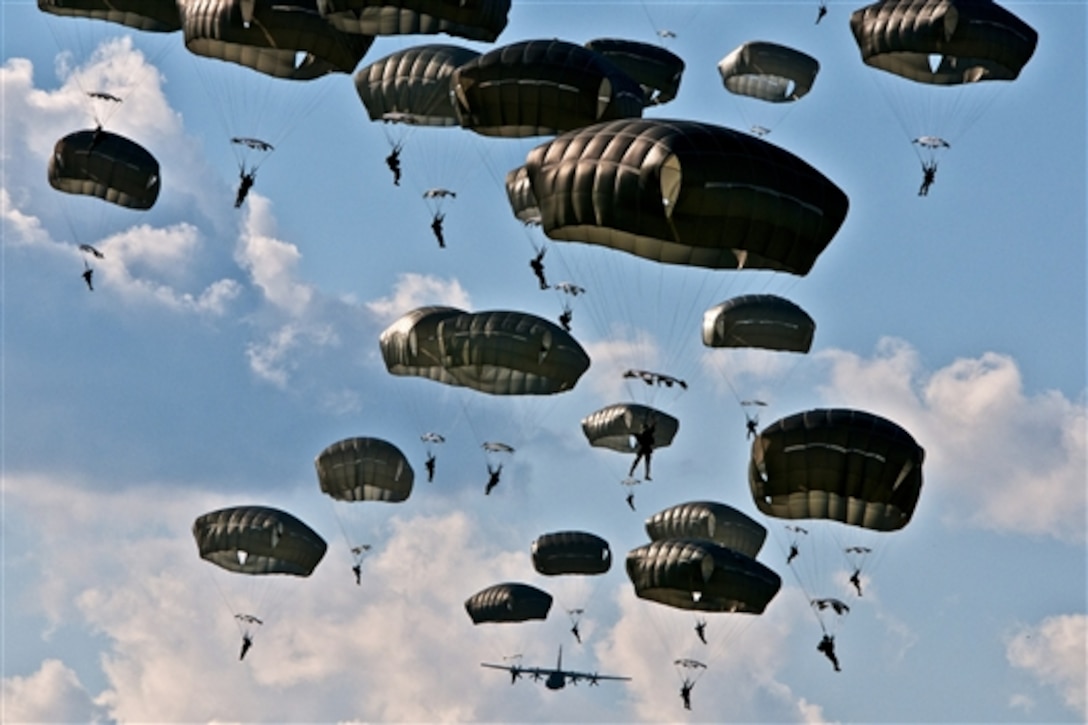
[817,338,1087,542]
[236,195,314,317]
[1,659,106,723]
[1006,614,1087,718]
[365,272,472,323]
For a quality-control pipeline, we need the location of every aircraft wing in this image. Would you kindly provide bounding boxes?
[564,670,632,684]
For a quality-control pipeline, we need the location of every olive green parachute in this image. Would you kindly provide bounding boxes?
[505,165,540,226]
[749,408,925,531]
[354,44,480,125]
[584,38,685,105]
[849,0,1038,85]
[521,118,849,274]
[318,0,510,42]
[531,531,612,576]
[179,0,374,80]
[644,502,767,559]
[465,582,553,624]
[48,129,161,210]
[315,437,414,502]
[626,539,780,613]
[702,294,815,353]
[718,41,818,104]
[379,307,591,395]
[38,0,182,32]
[192,505,328,576]
[450,39,646,138]
[580,402,678,453]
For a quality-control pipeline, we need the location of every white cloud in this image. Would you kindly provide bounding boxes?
[366,272,472,324]
[1,659,106,723]
[245,321,340,388]
[1006,614,1087,718]
[236,195,314,316]
[817,338,1087,542]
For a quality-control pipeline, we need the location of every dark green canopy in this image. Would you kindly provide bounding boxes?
[48,129,161,210]
[702,294,815,353]
[318,0,510,42]
[749,408,925,531]
[626,538,780,613]
[584,38,684,105]
[179,0,374,79]
[581,402,678,453]
[192,505,328,576]
[718,41,819,103]
[850,0,1038,85]
[465,582,553,624]
[505,165,540,226]
[38,0,181,31]
[531,531,612,576]
[315,437,414,503]
[354,44,480,125]
[644,501,767,559]
[451,39,645,137]
[522,118,848,274]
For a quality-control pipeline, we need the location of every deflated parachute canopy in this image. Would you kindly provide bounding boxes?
[717,41,819,103]
[702,294,815,353]
[179,0,374,79]
[38,0,182,32]
[465,582,553,624]
[315,436,414,502]
[585,38,685,105]
[521,118,849,274]
[192,505,328,576]
[354,44,480,125]
[581,402,678,453]
[644,501,767,559]
[48,129,161,210]
[451,39,646,137]
[749,408,925,531]
[379,307,591,395]
[531,531,612,576]
[626,538,780,613]
[318,0,510,42]
[849,0,1038,85]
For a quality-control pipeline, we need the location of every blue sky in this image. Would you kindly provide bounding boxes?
[2,1,1085,722]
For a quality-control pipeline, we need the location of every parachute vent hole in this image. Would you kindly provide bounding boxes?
[236,550,249,566]
[927,54,943,74]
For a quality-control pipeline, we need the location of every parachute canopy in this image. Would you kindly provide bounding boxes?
[179,0,374,80]
[584,38,685,105]
[48,129,161,210]
[38,0,182,32]
[531,531,612,576]
[849,0,1038,85]
[192,505,328,576]
[749,408,925,531]
[505,165,540,225]
[521,118,849,274]
[465,582,553,624]
[354,44,480,125]
[315,436,414,502]
[318,0,510,42]
[717,41,819,103]
[451,39,646,137]
[702,294,815,353]
[626,539,780,613]
[379,307,591,395]
[581,402,679,453]
[644,501,767,559]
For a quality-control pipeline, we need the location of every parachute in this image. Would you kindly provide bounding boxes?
[317,0,510,42]
[450,39,646,138]
[379,307,591,396]
[505,165,540,226]
[315,436,414,503]
[531,531,612,577]
[48,129,161,210]
[717,40,819,136]
[581,402,678,453]
[465,582,553,624]
[702,295,815,353]
[644,501,767,559]
[354,44,480,125]
[38,0,182,33]
[626,538,780,614]
[749,408,924,532]
[192,505,328,577]
[521,118,849,274]
[584,38,685,106]
[178,0,375,80]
